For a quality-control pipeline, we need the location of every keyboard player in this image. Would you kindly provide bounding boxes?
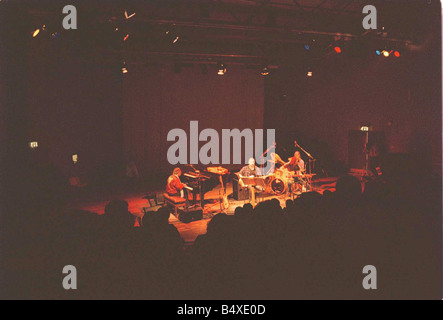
[166,168,193,205]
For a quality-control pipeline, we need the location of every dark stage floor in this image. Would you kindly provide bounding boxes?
[70,177,338,244]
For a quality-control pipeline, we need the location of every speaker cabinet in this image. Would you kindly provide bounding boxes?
[232,178,250,201]
[348,130,386,170]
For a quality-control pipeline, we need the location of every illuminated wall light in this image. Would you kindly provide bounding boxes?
[29,141,38,149]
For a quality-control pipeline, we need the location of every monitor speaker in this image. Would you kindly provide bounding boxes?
[178,208,203,223]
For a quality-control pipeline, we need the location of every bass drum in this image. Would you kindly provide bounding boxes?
[271,178,287,195]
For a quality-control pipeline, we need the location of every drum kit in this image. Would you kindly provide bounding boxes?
[264,159,316,195]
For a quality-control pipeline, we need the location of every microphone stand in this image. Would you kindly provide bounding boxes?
[295,142,318,191]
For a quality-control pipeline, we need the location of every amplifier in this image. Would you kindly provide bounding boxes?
[178,208,203,223]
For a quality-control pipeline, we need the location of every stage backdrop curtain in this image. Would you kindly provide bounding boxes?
[122,65,264,177]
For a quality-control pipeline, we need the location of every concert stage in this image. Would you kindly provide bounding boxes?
[71,177,338,244]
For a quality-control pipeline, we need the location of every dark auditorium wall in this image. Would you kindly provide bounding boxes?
[122,64,264,176]
[25,49,123,178]
[264,40,441,174]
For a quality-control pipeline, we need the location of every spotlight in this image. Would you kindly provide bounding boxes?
[382,50,390,57]
[261,65,270,76]
[217,62,226,75]
[32,25,45,38]
[32,28,40,37]
[304,44,310,51]
[306,70,313,77]
[172,36,179,44]
[123,33,130,42]
[334,46,341,53]
[393,50,400,58]
[124,11,136,19]
[375,50,381,56]
[122,61,128,74]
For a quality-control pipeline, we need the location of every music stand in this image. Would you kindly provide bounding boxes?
[239,176,267,206]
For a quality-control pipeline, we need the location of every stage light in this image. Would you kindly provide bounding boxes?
[32,28,40,37]
[382,50,390,57]
[172,36,179,44]
[122,61,128,74]
[51,32,59,39]
[304,44,310,51]
[123,33,130,41]
[124,10,136,19]
[72,154,78,164]
[217,62,226,75]
[393,50,400,57]
[360,126,369,132]
[375,50,381,56]
[261,65,270,76]
[307,71,313,77]
[334,46,341,53]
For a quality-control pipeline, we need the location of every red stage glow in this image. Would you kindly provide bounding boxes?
[334,46,341,53]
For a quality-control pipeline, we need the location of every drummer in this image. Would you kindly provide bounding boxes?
[282,151,307,194]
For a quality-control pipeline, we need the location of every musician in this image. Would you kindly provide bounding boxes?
[238,157,261,185]
[238,158,263,205]
[283,151,307,194]
[166,168,186,197]
[283,151,305,174]
[260,142,285,175]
